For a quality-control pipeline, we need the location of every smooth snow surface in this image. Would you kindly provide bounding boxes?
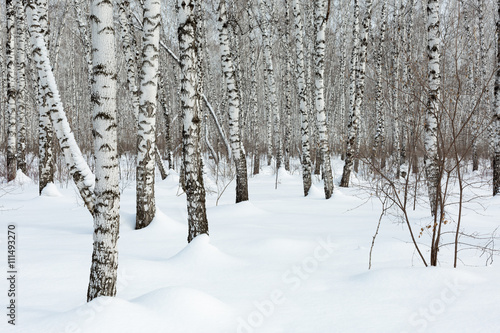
[1,160,499,333]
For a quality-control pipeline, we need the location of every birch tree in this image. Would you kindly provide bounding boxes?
[136,0,161,229]
[247,1,260,175]
[36,0,55,194]
[218,0,249,203]
[340,0,372,187]
[6,0,17,182]
[314,0,334,199]
[177,0,209,242]
[27,1,95,214]
[258,0,283,170]
[493,0,500,196]
[372,0,387,169]
[424,0,441,220]
[292,0,312,196]
[16,0,27,174]
[87,0,120,301]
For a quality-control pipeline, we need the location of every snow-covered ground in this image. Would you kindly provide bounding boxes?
[1,159,499,333]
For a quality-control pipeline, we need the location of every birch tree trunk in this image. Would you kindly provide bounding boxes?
[283,0,292,172]
[340,0,372,187]
[27,1,95,214]
[136,0,161,229]
[258,0,282,170]
[425,0,441,219]
[340,0,360,187]
[292,0,312,196]
[475,0,487,172]
[6,0,17,182]
[36,0,55,194]
[493,0,500,196]
[118,0,139,118]
[373,0,387,169]
[16,0,27,174]
[87,0,120,301]
[339,17,347,160]
[247,2,260,175]
[177,0,209,242]
[218,0,249,203]
[314,0,334,199]
[392,0,401,177]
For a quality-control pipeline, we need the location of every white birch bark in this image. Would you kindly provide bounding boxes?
[475,0,487,171]
[118,0,139,118]
[87,0,120,302]
[258,0,282,170]
[339,17,347,159]
[340,0,360,187]
[6,0,17,182]
[292,0,312,196]
[177,0,209,242]
[493,0,500,195]
[74,0,93,94]
[27,1,95,213]
[218,0,249,203]
[136,0,161,229]
[35,0,54,194]
[283,0,292,172]
[340,0,372,187]
[314,0,334,199]
[247,2,260,175]
[425,0,441,216]
[373,0,387,169]
[16,0,27,174]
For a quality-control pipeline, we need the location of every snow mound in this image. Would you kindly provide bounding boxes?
[306,184,324,199]
[149,208,185,233]
[277,166,293,180]
[12,170,33,185]
[168,234,240,267]
[24,297,162,333]
[209,200,267,218]
[41,183,62,197]
[133,287,235,332]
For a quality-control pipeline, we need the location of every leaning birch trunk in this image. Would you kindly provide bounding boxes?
[6,0,17,182]
[27,1,95,214]
[493,0,500,196]
[340,0,372,187]
[424,0,441,218]
[292,0,312,196]
[314,0,334,199]
[16,0,27,174]
[177,0,209,242]
[136,0,161,229]
[372,0,387,169]
[258,0,283,170]
[36,0,55,194]
[87,0,120,302]
[218,0,249,203]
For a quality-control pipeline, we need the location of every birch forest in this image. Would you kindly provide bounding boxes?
[1,0,500,331]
